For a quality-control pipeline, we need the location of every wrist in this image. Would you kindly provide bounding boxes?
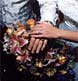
[57,29,67,39]
[56,28,62,39]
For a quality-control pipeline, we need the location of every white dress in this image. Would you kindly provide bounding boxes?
[58,0,78,23]
[57,0,78,47]
[1,0,54,26]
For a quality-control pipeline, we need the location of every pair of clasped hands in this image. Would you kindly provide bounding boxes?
[28,21,59,54]
[16,21,61,61]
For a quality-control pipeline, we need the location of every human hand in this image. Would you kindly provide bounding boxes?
[31,22,60,39]
[28,37,47,54]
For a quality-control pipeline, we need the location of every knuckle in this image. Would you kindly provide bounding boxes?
[31,37,35,41]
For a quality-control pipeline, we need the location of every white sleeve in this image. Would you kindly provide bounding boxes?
[37,0,57,25]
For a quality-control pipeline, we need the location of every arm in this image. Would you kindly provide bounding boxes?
[28,0,57,53]
[58,29,78,42]
[31,22,78,42]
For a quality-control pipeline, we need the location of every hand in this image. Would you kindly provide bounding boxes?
[28,37,47,54]
[31,22,60,39]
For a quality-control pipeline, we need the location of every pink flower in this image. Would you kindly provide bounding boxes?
[10,33,29,56]
[10,41,22,55]
[18,38,28,47]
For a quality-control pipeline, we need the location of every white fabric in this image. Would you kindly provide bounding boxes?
[2,0,55,25]
[58,0,78,23]
[2,0,78,27]
[37,0,57,25]
[45,0,78,25]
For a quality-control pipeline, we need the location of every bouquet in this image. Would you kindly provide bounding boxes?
[3,19,35,62]
[2,19,78,79]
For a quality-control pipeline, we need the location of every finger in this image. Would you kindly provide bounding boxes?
[31,39,40,54]
[36,40,43,53]
[41,39,47,51]
[31,23,45,31]
[31,34,44,38]
[31,26,43,31]
[28,37,35,50]
[30,30,43,35]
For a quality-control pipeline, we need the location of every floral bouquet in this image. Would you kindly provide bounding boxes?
[2,19,78,80]
[3,19,35,62]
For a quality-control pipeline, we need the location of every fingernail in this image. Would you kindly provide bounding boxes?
[36,50,39,54]
[31,51,34,54]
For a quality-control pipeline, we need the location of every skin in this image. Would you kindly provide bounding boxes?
[28,37,47,54]
[30,21,78,42]
[16,21,78,61]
